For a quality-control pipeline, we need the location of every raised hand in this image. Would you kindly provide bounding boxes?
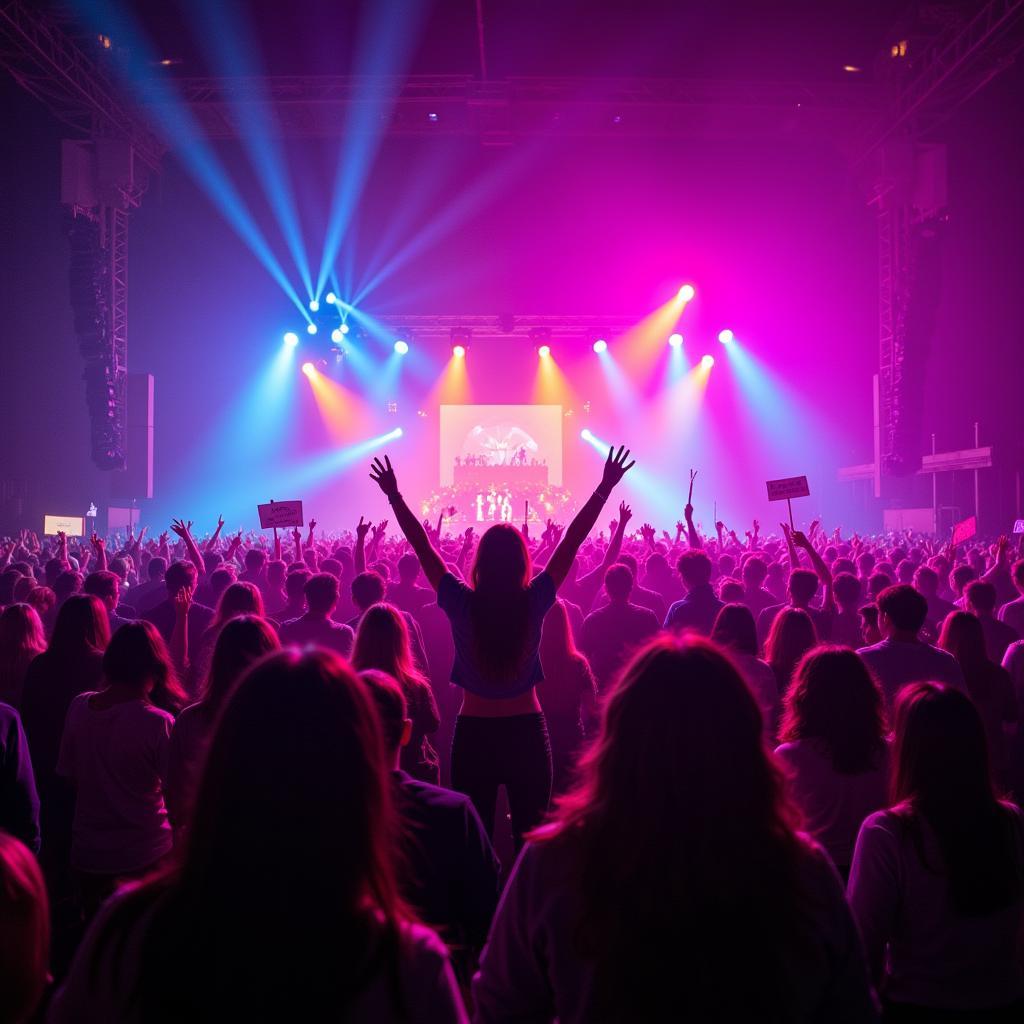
[463,526,475,542]
[780,522,792,538]
[158,530,169,545]
[619,501,633,528]
[641,523,656,544]
[676,520,685,535]
[370,455,399,497]
[549,522,564,544]
[309,518,317,532]
[170,519,193,539]
[292,526,302,546]
[217,514,225,530]
[174,586,193,619]
[57,530,67,543]
[791,530,811,548]
[609,519,618,536]
[599,445,635,493]
[90,532,105,551]
[355,516,370,540]
[372,520,388,540]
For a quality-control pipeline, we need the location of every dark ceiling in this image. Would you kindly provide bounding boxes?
[48,0,949,83]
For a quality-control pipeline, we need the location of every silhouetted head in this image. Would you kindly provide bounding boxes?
[710,602,758,657]
[676,550,712,590]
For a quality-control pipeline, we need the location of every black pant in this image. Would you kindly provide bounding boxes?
[451,713,552,849]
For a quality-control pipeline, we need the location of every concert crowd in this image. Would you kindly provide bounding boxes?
[2,445,1024,1021]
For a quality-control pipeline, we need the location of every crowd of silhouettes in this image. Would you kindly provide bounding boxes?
[1,450,1024,1021]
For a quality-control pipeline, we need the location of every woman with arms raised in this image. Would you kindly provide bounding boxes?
[369,445,634,847]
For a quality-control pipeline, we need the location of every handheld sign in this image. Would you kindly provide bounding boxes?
[257,500,303,530]
[1013,519,1024,535]
[43,515,85,537]
[766,476,810,532]
[951,515,977,545]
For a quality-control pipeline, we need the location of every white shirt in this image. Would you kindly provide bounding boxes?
[848,804,1024,1010]
[775,738,889,869]
[57,693,174,874]
[856,639,966,708]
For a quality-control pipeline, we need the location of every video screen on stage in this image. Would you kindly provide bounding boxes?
[439,405,563,486]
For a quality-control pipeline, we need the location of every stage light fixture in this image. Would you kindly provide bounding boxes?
[538,344,551,358]
[339,322,350,335]
[593,338,608,353]
[669,333,684,348]
[678,284,696,302]
[306,323,318,335]
[309,299,320,312]
[301,361,315,376]
[701,354,715,369]
[394,340,409,355]
[452,344,466,358]
[580,428,593,441]
[325,292,337,305]
[718,329,734,344]
[283,331,299,348]
[331,328,343,343]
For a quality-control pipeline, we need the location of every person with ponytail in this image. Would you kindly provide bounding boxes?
[369,446,634,847]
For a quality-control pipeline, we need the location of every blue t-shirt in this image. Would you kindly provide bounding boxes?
[437,571,557,699]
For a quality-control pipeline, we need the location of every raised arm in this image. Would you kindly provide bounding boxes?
[90,532,108,572]
[793,530,835,613]
[170,519,207,577]
[354,516,370,574]
[684,502,702,550]
[205,515,225,553]
[456,527,475,575]
[546,446,634,590]
[781,522,802,572]
[370,456,446,590]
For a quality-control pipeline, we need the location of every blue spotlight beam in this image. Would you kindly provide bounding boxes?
[278,428,404,493]
[186,0,313,299]
[314,0,432,298]
[74,0,310,321]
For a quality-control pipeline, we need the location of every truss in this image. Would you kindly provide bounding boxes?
[172,73,879,143]
[0,0,163,170]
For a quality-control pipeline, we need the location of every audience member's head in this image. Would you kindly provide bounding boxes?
[780,646,886,773]
[471,523,531,593]
[243,548,267,575]
[350,571,385,612]
[964,580,997,618]
[949,564,976,598]
[147,557,167,581]
[284,567,311,606]
[352,603,418,685]
[877,584,928,639]
[912,564,939,598]
[937,610,990,672]
[0,604,46,664]
[676,550,712,591]
[202,615,280,718]
[213,582,264,628]
[603,563,634,603]
[397,553,421,586]
[1012,559,1024,597]
[536,635,802,1019]
[49,594,110,657]
[765,608,817,690]
[102,621,186,713]
[360,668,411,760]
[787,569,818,607]
[83,570,120,612]
[741,556,767,588]
[266,559,287,588]
[710,602,759,657]
[891,682,1022,916]
[165,560,198,599]
[832,572,862,611]
[125,648,409,1016]
[0,832,50,1024]
[305,572,340,616]
[54,570,83,605]
[718,578,745,603]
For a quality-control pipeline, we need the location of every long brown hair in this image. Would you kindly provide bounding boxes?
[352,603,428,695]
[891,682,1023,916]
[103,621,187,714]
[104,649,414,1020]
[48,594,110,659]
[938,611,996,704]
[534,636,811,1019]
[200,615,279,719]
[0,832,50,1024]
[779,646,886,773]
[765,607,817,691]
[0,604,47,705]
[468,524,532,682]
